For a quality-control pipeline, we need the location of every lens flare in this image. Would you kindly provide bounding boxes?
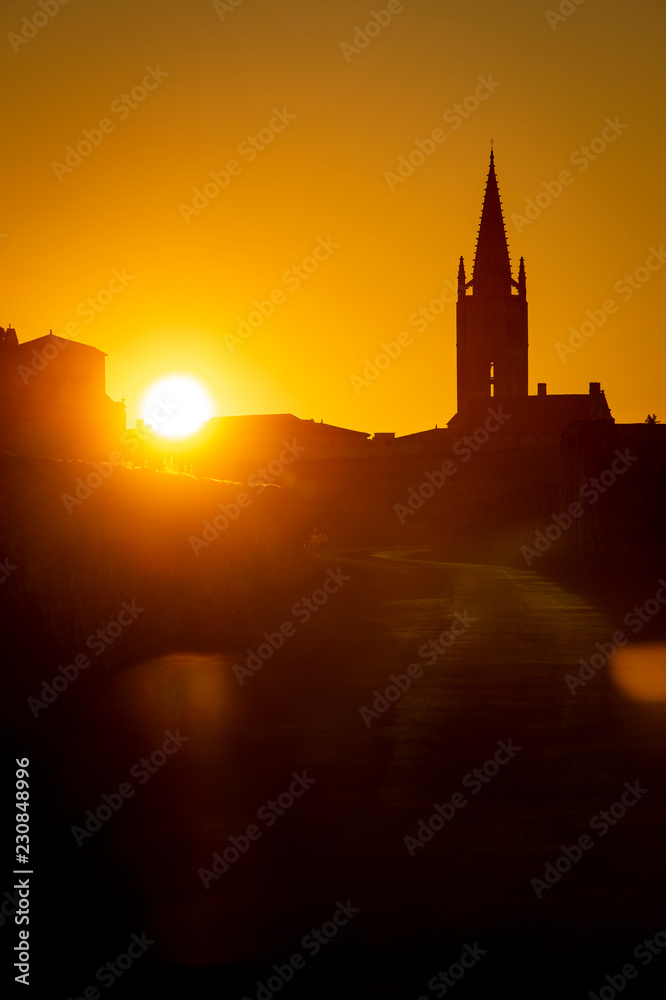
[611,643,666,702]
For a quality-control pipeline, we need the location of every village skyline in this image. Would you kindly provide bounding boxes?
[1,0,664,436]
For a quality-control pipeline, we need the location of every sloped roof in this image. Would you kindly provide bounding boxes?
[17,333,106,355]
[207,413,370,439]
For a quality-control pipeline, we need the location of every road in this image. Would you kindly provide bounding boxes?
[27,550,666,997]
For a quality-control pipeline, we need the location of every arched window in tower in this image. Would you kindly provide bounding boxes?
[490,361,495,397]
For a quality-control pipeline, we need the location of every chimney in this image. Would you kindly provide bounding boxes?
[537,383,547,397]
[589,382,600,395]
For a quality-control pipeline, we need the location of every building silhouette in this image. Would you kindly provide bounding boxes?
[560,416,666,573]
[447,151,613,440]
[455,149,528,409]
[0,150,661,571]
[0,329,125,457]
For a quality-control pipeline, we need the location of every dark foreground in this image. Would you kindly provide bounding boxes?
[3,546,666,998]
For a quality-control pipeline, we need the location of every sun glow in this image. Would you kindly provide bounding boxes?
[141,375,215,439]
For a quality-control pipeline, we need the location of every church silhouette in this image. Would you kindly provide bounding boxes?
[0,150,662,572]
[448,150,612,439]
[0,149,617,464]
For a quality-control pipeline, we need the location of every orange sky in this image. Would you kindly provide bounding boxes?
[1,0,664,435]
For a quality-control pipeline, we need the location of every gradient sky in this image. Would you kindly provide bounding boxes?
[1,0,664,435]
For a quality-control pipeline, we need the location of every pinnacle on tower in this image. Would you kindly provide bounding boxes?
[471,150,513,297]
[517,256,526,298]
[457,256,467,298]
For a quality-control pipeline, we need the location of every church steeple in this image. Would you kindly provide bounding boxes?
[471,149,513,297]
[452,149,529,423]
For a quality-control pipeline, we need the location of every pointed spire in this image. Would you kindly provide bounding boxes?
[517,256,526,298]
[472,149,512,296]
[457,256,467,300]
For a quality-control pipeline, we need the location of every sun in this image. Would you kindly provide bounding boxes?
[140,374,215,439]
